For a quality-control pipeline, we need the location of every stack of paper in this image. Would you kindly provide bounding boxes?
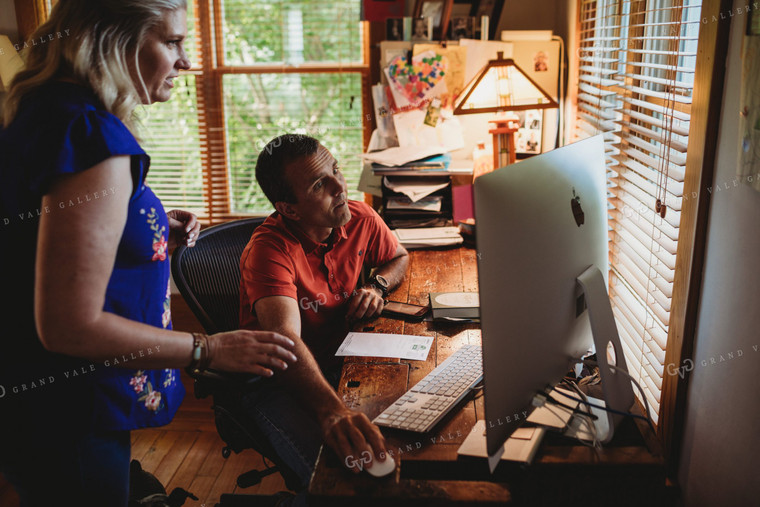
[393,226,463,249]
[372,153,452,175]
[360,145,446,167]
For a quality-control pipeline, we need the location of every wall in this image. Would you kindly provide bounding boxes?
[496,0,571,50]
[677,0,760,505]
[0,0,18,42]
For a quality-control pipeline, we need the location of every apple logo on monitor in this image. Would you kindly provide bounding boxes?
[571,188,585,226]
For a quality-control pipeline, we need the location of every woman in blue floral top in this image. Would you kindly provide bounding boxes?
[0,1,297,506]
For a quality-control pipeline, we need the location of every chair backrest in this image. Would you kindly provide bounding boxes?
[171,217,266,334]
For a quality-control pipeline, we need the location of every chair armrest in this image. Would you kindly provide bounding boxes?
[185,367,264,398]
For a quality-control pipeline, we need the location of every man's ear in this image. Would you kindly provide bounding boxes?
[275,201,300,221]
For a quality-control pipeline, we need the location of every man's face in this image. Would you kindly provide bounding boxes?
[281,144,351,236]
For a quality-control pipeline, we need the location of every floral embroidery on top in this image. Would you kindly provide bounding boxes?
[163,369,176,388]
[130,371,148,393]
[146,208,167,261]
[161,280,171,329]
[131,369,166,413]
[144,391,162,411]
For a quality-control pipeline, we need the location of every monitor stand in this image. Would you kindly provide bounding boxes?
[575,265,636,443]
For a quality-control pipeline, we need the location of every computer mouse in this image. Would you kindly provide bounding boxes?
[365,451,396,478]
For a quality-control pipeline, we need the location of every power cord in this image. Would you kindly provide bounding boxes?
[560,379,601,449]
[581,358,655,432]
[532,390,598,421]
[549,383,654,431]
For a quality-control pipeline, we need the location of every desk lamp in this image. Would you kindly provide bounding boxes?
[0,35,24,92]
[453,52,558,169]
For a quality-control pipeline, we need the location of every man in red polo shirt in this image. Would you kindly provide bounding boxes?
[239,134,409,495]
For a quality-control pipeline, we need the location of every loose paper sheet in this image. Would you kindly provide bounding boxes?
[383,176,449,202]
[360,145,446,166]
[336,332,433,361]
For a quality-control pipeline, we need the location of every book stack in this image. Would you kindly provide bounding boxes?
[393,226,463,249]
[429,291,480,321]
[371,153,452,176]
[375,154,455,228]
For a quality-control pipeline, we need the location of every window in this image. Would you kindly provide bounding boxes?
[142,0,369,222]
[575,0,701,426]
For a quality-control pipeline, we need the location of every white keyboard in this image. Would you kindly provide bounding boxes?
[373,344,483,433]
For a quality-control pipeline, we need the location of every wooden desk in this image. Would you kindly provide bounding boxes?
[308,247,668,506]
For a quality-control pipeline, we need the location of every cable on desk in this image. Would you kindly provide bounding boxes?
[560,380,602,449]
[580,358,656,432]
[548,384,653,430]
[533,390,599,421]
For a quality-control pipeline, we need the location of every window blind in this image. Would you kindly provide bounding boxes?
[575,0,701,424]
[218,0,366,215]
[143,0,205,215]
[136,0,368,221]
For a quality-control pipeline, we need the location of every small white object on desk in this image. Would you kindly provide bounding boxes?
[365,451,396,478]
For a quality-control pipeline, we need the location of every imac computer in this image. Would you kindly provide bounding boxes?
[474,135,634,457]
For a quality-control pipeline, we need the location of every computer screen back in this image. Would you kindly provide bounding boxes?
[474,135,607,456]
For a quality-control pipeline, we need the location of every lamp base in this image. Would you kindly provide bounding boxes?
[489,119,520,169]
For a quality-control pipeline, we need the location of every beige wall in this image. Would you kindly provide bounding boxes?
[677,0,760,504]
[0,0,18,42]
[496,0,571,49]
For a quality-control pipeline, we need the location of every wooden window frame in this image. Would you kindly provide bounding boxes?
[195,0,372,224]
[658,0,732,476]
[572,0,731,476]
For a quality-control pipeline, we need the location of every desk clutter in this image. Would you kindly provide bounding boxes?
[392,226,463,249]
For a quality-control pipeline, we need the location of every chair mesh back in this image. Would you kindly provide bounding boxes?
[171,218,265,334]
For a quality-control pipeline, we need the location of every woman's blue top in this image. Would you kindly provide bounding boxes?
[0,81,184,434]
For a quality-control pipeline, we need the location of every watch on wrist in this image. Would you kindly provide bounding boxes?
[368,274,390,299]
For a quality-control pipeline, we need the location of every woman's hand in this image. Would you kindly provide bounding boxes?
[167,209,201,249]
[206,330,298,377]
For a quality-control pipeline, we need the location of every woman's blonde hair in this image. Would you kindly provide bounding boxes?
[2,0,187,136]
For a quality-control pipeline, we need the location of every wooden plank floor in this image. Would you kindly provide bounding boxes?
[130,372,293,506]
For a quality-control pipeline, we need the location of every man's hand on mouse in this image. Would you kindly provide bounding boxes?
[320,407,388,474]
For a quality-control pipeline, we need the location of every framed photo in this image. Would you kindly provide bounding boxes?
[386,18,404,41]
[452,0,504,40]
[515,110,544,155]
[450,16,476,40]
[411,16,433,41]
[413,0,453,40]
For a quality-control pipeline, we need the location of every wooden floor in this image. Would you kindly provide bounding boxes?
[0,371,292,507]
[129,373,293,505]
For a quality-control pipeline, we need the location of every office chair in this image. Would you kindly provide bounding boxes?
[170,217,302,498]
